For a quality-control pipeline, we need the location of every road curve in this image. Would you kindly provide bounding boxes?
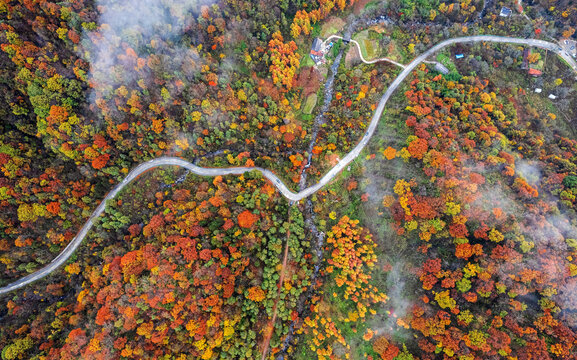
[323,34,406,68]
[1,35,575,295]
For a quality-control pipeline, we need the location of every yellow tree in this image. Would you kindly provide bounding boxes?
[268,31,301,90]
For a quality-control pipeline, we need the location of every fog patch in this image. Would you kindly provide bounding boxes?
[82,0,216,123]
[372,261,413,338]
[472,181,522,220]
[516,160,541,187]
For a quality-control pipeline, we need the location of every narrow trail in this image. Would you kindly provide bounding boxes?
[260,206,293,360]
[276,199,326,359]
[1,36,575,296]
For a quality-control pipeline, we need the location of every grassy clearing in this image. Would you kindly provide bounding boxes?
[363,39,376,58]
[300,53,315,68]
[302,93,318,114]
[353,29,379,60]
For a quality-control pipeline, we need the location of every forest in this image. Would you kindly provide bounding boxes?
[1,0,577,359]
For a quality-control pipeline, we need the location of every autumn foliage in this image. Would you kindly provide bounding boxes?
[300,216,386,359]
[380,65,577,358]
[268,32,300,90]
[237,210,258,228]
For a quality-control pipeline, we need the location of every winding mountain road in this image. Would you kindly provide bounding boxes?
[1,35,575,295]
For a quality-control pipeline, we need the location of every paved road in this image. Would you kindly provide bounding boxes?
[323,34,406,68]
[1,35,575,295]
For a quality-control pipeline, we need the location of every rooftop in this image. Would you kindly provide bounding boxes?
[528,68,542,76]
[500,7,512,17]
[311,38,323,52]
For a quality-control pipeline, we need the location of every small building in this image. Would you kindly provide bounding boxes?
[535,88,542,93]
[500,7,512,17]
[455,54,464,59]
[549,94,557,100]
[528,68,542,77]
[310,38,324,65]
[434,62,449,75]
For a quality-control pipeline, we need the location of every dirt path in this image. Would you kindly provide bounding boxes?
[260,206,293,360]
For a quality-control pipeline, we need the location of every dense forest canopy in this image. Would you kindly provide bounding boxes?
[1,0,577,359]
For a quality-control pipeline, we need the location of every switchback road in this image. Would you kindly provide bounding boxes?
[323,34,406,68]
